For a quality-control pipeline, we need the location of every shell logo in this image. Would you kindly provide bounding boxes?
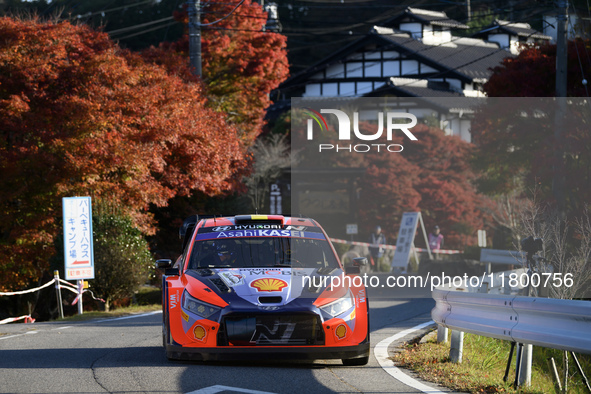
[335,324,347,340]
[193,325,207,341]
[250,278,288,292]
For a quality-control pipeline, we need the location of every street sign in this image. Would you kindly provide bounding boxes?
[391,212,420,269]
[346,224,358,235]
[63,197,94,280]
[477,229,487,247]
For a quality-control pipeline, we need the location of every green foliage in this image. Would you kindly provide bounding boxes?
[91,211,153,311]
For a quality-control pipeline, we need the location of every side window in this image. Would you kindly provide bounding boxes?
[178,232,198,271]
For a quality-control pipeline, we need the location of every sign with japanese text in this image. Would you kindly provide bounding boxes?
[391,212,420,269]
[63,197,94,280]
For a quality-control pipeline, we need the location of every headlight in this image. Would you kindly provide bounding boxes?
[182,291,221,319]
[320,290,354,318]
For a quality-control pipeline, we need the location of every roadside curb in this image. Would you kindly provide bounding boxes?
[375,320,459,393]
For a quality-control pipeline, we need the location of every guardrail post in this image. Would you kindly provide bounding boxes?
[503,342,516,382]
[437,325,448,343]
[450,330,464,363]
[518,344,532,386]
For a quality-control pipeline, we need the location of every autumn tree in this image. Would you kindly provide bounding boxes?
[0,17,245,291]
[141,0,289,146]
[291,108,492,249]
[472,99,591,219]
[484,40,591,97]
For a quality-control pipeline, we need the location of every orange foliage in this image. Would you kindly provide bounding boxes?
[0,17,245,291]
[142,0,289,146]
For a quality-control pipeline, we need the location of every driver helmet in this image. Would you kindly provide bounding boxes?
[216,242,236,258]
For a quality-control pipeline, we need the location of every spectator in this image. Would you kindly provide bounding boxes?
[368,225,387,270]
[428,226,444,258]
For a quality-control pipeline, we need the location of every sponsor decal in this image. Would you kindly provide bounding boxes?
[284,225,306,231]
[358,288,366,303]
[193,325,207,341]
[335,324,347,340]
[213,229,325,239]
[250,278,288,292]
[259,306,281,311]
[251,321,296,344]
[242,268,293,276]
[170,290,179,309]
[218,271,244,287]
[181,310,189,322]
[212,224,283,232]
[212,226,233,231]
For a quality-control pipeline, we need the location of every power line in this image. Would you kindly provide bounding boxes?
[107,16,175,36]
[69,0,156,21]
[200,0,246,26]
[116,21,180,41]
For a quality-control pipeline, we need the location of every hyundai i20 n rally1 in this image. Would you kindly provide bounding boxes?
[156,214,370,365]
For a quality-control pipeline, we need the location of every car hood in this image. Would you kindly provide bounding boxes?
[187,267,342,306]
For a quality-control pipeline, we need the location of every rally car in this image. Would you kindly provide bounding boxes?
[156,214,370,365]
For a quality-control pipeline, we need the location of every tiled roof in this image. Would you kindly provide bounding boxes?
[476,20,552,40]
[384,7,470,29]
[373,26,510,81]
[370,78,482,112]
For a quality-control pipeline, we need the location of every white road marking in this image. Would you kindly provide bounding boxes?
[186,385,277,394]
[374,320,448,394]
[0,331,37,341]
[95,310,161,323]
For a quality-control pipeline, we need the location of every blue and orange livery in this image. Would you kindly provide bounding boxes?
[157,214,370,365]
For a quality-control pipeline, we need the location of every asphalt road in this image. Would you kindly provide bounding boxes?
[0,277,441,394]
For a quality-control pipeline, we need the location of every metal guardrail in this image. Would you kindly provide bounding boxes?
[432,288,591,355]
[480,248,526,266]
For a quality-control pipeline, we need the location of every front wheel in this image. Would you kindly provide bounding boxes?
[342,356,369,366]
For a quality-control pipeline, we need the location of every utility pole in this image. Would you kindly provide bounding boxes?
[555,0,568,97]
[188,0,202,77]
[554,0,568,214]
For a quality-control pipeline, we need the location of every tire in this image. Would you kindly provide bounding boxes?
[342,356,369,366]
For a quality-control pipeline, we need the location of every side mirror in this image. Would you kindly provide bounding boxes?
[344,257,368,274]
[345,266,360,274]
[155,259,173,270]
[155,259,180,276]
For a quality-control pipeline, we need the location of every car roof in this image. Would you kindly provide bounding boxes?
[199,214,320,229]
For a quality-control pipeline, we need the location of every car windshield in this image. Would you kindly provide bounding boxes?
[188,237,340,270]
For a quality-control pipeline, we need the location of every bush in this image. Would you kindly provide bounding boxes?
[91,213,153,311]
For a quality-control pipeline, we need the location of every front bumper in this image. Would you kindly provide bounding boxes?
[165,342,370,361]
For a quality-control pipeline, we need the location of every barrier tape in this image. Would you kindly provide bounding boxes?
[329,237,462,255]
[57,279,105,304]
[1,278,106,323]
[0,315,35,325]
[0,279,56,296]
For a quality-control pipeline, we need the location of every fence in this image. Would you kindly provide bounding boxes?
[0,273,103,324]
[329,237,461,254]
